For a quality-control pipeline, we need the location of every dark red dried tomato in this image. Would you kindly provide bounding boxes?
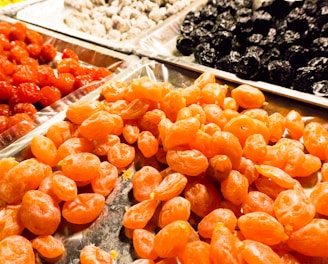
[40,43,57,62]
[0,81,13,100]
[0,115,9,133]
[40,86,61,107]
[9,22,27,42]
[54,72,75,96]
[62,48,79,61]
[11,65,37,86]
[0,22,11,38]
[16,82,41,104]
[37,65,56,87]
[25,29,43,45]
[74,74,94,90]
[13,103,37,115]
[57,58,83,76]
[26,43,42,59]
[0,104,10,116]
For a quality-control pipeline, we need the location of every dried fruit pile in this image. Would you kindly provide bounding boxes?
[176,0,328,95]
[0,21,112,135]
[0,72,328,264]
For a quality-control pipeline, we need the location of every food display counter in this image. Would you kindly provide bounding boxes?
[0,0,327,263]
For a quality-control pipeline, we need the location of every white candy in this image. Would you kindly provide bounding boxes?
[63,0,193,41]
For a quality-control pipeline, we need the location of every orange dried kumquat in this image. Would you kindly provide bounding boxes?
[60,152,101,182]
[231,84,265,109]
[166,149,208,176]
[62,193,105,225]
[31,235,65,259]
[0,235,35,264]
[80,244,115,264]
[150,172,188,201]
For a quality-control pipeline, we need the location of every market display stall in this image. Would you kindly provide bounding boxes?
[0,0,327,263]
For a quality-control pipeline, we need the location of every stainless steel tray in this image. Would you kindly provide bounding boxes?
[0,15,138,151]
[14,0,203,53]
[1,58,327,264]
[136,3,328,110]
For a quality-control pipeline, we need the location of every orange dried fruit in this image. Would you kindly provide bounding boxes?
[231,84,265,109]
[62,193,105,225]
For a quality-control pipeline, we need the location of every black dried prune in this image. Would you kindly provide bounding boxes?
[267,60,293,87]
[303,2,318,17]
[235,48,262,80]
[176,35,195,56]
[312,80,328,97]
[307,57,328,79]
[200,4,218,21]
[260,47,281,79]
[252,10,273,35]
[198,20,215,31]
[214,50,241,72]
[235,15,253,40]
[185,11,202,24]
[180,20,194,36]
[292,66,318,93]
[194,43,217,67]
[216,11,236,32]
[276,30,301,52]
[322,23,328,37]
[259,0,292,19]
[310,37,328,57]
[316,4,328,27]
[284,45,309,70]
[245,45,264,58]
[259,27,277,49]
[211,30,233,55]
[247,33,264,47]
[190,27,213,44]
[304,21,321,43]
[286,7,309,32]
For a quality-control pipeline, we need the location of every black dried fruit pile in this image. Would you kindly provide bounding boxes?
[176,0,328,96]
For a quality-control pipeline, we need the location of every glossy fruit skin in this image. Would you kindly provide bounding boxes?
[151,172,188,201]
[60,152,101,182]
[132,166,162,202]
[31,135,58,167]
[91,161,118,197]
[184,179,221,218]
[19,190,61,235]
[241,240,283,264]
[287,219,328,257]
[153,220,191,259]
[133,229,158,260]
[0,158,47,204]
[80,244,114,264]
[0,205,24,241]
[180,240,211,264]
[198,208,237,239]
[158,196,191,228]
[231,84,265,109]
[238,211,286,246]
[166,149,208,176]
[62,193,105,225]
[274,189,316,230]
[210,223,243,264]
[31,235,65,259]
[123,199,158,229]
[0,235,35,264]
